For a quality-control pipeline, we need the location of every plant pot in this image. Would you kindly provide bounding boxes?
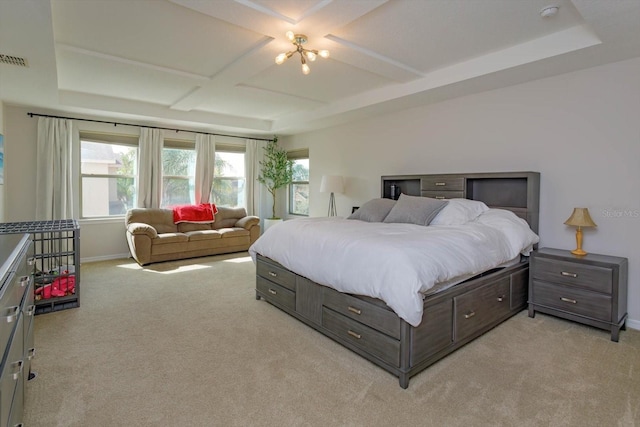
[263,218,283,233]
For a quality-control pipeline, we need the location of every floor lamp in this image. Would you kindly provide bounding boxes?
[320,175,344,216]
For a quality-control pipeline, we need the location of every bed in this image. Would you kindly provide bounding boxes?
[250,171,540,388]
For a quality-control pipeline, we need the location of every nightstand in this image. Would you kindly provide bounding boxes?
[528,248,628,342]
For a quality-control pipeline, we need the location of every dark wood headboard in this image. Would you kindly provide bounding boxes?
[381,172,540,233]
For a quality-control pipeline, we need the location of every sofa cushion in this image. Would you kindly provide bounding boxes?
[127,208,177,234]
[185,230,223,241]
[177,222,213,233]
[153,233,189,245]
[218,228,250,238]
[213,207,248,229]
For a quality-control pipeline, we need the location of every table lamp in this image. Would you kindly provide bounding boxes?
[564,207,597,256]
[320,175,344,216]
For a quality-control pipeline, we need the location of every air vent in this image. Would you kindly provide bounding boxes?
[0,54,28,67]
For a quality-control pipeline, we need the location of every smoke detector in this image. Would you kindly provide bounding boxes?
[540,6,559,18]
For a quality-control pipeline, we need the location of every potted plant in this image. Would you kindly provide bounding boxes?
[257,136,293,227]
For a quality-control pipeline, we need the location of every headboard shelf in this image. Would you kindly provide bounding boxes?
[381,172,540,233]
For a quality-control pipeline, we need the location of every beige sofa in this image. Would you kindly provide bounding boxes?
[125,206,260,265]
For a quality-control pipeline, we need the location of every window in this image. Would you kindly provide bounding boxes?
[289,151,309,216]
[161,147,196,207]
[212,151,245,207]
[80,139,137,218]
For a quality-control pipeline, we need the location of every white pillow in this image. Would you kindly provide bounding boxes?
[474,209,540,256]
[429,198,489,226]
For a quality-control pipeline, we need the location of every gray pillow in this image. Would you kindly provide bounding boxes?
[348,198,396,222]
[383,194,448,226]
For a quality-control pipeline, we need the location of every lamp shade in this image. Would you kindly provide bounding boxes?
[564,208,597,228]
[320,175,344,194]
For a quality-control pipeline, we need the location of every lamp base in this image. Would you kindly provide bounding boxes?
[570,248,588,256]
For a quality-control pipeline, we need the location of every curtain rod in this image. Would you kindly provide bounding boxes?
[27,112,275,142]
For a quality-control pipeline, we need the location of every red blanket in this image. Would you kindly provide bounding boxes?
[173,203,218,224]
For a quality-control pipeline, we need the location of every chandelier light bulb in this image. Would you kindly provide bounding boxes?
[276,32,329,75]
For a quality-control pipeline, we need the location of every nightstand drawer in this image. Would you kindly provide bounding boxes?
[256,259,296,291]
[256,276,295,310]
[532,257,612,294]
[532,280,612,321]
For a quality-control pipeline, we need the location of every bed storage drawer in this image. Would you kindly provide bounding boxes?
[454,277,511,341]
[323,307,400,367]
[256,258,296,291]
[323,288,401,340]
[256,276,295,310]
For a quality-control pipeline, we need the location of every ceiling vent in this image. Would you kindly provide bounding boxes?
[0,54,29,67]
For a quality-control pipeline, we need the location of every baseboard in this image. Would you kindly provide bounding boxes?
[80,253,131,263]
[626,318,640,331]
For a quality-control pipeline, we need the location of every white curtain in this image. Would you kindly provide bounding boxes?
[137,128,164,208]
[35,117,77,220]
[245,139,268,217]
[194,134,216,204]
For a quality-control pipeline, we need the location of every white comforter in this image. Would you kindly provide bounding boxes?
[249,209,539,327]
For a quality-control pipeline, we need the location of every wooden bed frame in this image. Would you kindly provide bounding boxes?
[255,171,540,388]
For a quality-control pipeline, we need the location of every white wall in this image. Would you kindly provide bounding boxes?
[282,57,640,328]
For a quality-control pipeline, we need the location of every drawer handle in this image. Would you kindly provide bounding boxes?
[435,182,446,186]
[26,304,36,316]
[435,196,445,200]
[561,271,578,278]
[347,330,361,340]
[27,348,36,360]
[347,306,362,315]
[497,295,506,302]
[11,360,24,381]
[267,288,277,295]
[464,311,476,319]
[28,257,35,266]
[3,306,19,323]
[560,297,578,304]
[268,271,277,277]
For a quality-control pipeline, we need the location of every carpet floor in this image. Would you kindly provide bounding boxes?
[24,253,640,426]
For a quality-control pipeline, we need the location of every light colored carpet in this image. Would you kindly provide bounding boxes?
[24,253,640,427]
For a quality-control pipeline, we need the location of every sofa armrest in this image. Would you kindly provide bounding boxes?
[235,216,260,230]
[127,222,158,239]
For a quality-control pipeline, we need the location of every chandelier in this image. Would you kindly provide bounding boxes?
[275,31,329,75]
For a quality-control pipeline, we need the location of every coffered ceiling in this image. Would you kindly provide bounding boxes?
[1,0,639,136]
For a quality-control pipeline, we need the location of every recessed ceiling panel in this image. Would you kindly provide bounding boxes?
[242,58,391,104]
[196,84,323,120]
[332,0,585,73]
[56,49,198,105]
[249,0,327,21]
[51,0,264,77]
